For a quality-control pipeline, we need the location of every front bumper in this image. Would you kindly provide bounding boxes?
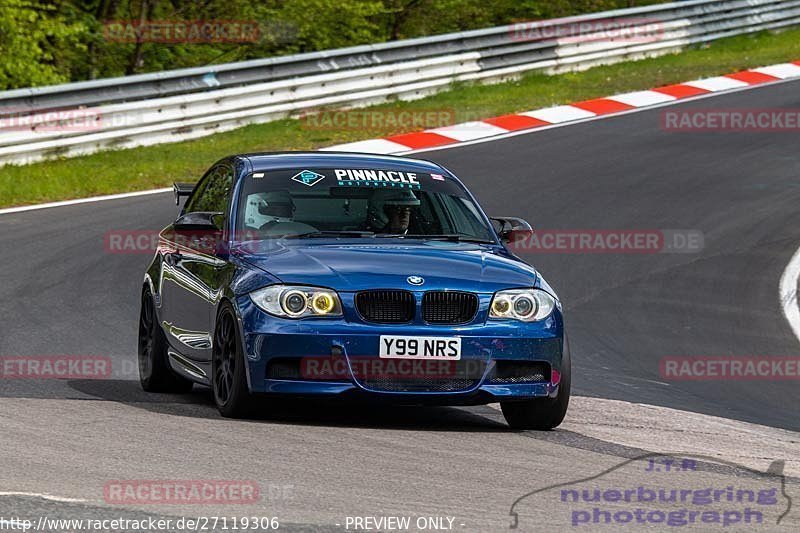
[236,294,565,405]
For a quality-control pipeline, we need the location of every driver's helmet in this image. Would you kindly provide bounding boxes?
[246,190,295,231]
[366,189,421,229]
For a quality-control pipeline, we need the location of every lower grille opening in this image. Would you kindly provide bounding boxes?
[266,357,349,381]
[490,361,551,384]
[353,360,486,392]
[266,358,302,380]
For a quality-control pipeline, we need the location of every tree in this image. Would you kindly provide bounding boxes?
[0,0,86,89]
[0,0,672,90]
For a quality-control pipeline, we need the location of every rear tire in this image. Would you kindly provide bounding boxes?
[138,289,194,393]
[501,332,571,430]
[212,303,255,418]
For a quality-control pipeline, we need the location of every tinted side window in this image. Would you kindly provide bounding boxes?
[185,166,234,214]
[183,169,212,214]
[442,195,488,236]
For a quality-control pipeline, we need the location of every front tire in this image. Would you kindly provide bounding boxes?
[138,289,194,393]
[212,303,255,418]
[500,333,571,430]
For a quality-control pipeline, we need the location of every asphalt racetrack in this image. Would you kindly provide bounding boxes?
[1,78,799,531]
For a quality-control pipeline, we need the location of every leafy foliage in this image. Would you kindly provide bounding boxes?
[0,0,670,90]
[0,0,86,89]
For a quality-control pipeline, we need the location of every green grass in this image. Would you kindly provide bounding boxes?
[2,28,800,208]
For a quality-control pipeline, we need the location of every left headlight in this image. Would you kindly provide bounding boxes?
[489,288,556,322]
[250,285,343,318]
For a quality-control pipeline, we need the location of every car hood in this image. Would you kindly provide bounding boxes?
[234,240,538,293]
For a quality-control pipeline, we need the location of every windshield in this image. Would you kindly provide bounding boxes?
[236,168,496,242]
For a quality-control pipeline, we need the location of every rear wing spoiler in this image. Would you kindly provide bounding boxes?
[173,182,195,206]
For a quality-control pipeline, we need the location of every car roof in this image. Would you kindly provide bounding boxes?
[236,151,449,175]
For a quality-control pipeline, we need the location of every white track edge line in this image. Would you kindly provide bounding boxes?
[0,187,172,215]
[0,491,88,503]
[779,243,800,345]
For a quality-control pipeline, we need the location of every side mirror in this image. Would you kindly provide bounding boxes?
[170,212,226,256]
[490,217,533,246]
[174,211,224,231]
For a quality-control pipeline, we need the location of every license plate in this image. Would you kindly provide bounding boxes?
[379,335,462,360]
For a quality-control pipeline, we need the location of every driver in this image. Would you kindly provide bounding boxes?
[365,189,421,234]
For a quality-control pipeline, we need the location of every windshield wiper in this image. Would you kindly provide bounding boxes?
[378,234,496,244]
[285,230,375,239]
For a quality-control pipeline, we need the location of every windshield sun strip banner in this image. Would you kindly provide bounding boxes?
[252,168,448,189]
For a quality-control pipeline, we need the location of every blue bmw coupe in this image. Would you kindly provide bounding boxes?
[138,152,569,429]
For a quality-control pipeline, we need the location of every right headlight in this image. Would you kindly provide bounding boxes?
[489,288,556,322]
[250,285,343,319]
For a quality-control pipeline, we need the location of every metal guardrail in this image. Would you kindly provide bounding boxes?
[0,0,798,165]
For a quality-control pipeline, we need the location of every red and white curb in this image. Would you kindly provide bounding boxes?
[322,61,800,155]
